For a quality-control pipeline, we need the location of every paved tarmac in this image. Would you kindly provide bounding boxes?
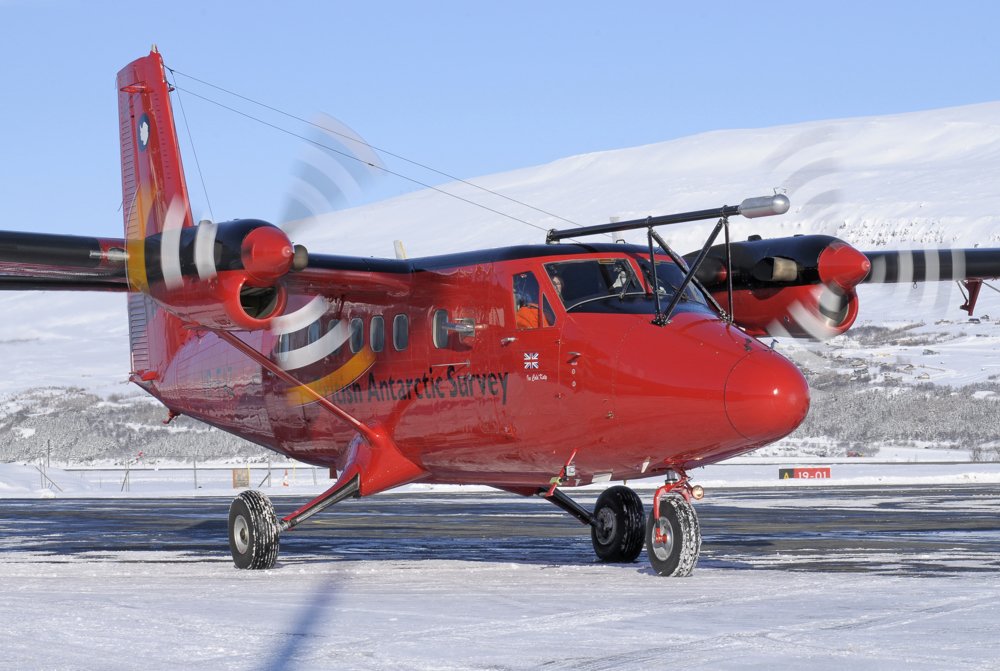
[1,485,998,574]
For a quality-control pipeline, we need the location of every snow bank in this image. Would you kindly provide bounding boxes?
[4,458,1000,499]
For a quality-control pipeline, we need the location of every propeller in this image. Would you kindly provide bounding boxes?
[759,128,855,339]
[279,113,386,240]
[755,127,991,339]
[268,114,388,372]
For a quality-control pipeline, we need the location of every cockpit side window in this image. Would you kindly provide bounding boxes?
[542,295,556,327]
[513,272,542,329]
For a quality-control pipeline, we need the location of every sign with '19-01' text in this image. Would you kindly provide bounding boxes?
[779,467,831,479]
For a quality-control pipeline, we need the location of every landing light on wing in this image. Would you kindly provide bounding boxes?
[737,194,791,219]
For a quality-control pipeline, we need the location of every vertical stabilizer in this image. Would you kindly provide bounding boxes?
[117,49,195,382]
[117,49,193,294]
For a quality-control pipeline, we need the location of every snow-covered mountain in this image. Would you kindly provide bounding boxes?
[293,101,1000,257]
[2,102,999,461]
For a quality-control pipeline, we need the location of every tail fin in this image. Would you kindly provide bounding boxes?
[117,47,195,382]
[117,46,193,293]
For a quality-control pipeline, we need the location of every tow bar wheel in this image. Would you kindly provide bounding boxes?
[228,490,280,570]
[646,496,701,577]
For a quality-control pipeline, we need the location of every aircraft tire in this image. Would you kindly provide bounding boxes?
[646,496,701,577]
[228,490,280,570]
[591,485,645,562]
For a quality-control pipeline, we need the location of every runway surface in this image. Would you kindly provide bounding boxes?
[2,484,998,574]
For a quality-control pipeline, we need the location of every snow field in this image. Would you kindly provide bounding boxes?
[0,553,997,670]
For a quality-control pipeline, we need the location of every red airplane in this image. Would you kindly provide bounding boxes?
[2,49,996,576]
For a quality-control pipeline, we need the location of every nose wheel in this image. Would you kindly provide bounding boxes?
[646,495,701,576]
[646,471,702,576]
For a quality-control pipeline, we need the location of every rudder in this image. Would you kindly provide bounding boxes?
[117,46,193,294]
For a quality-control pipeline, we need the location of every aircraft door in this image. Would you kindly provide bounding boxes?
[499,270,562,437]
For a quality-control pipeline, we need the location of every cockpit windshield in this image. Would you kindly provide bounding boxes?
[645,260,707,306]
[545,257,710,316]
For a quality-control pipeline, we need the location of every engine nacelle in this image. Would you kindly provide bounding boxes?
[725,284,860,339]
[139,219,305,331]
[689,234,870,340]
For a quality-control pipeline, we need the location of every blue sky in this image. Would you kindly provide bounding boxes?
[1,1,998,237]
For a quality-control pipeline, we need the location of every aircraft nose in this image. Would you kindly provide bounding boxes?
[724,351,810,442]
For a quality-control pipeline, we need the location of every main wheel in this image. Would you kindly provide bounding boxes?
[591,485,645,562]
[228,490,280,570]
[646,496,701,577]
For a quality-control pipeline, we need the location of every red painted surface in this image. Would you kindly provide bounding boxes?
[113,50,813,497]
[241,226,295,286]
[818,242,872,290]
[722,284,859,339]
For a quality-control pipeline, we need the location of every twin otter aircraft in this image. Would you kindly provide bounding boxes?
[3,49,998,575]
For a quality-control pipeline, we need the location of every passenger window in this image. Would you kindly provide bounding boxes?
[277,334,290,357]
[349,318,364,353]
[433,309,448,349]
[370,315,385,352]
[513,272,542,329]
[307,321,321,344]
[393,314,409,351]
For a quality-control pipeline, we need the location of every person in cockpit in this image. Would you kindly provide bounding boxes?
[550,274,564,298]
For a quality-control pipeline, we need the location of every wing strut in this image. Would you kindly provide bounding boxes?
[960,279,983,316]
[214,330,376,440]
[214,330,427,530]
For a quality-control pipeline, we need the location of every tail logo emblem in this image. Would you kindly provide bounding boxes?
[137,114,150,149]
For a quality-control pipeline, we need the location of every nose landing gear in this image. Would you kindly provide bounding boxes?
[647,470,702,577]
[542,474,702,575]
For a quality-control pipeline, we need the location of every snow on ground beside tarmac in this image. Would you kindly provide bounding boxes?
[4,455,1000,499]
[0,547,998,670]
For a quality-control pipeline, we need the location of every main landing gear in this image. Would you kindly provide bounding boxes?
[227,473,361,570]
[543,470,703,576]
[228,466,703,575]
[228,490,280,570]
[591,486,645,562]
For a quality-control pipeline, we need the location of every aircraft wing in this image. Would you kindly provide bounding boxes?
[686,235,1000,338]
[0,231,414,300]
[0,231,129,291]
[286,253,414,299]
[862,248,1000,284]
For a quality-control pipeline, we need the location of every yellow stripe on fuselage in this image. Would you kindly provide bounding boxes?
[286,348,377,406]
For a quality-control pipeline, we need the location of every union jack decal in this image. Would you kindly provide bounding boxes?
[524,352,539,369]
